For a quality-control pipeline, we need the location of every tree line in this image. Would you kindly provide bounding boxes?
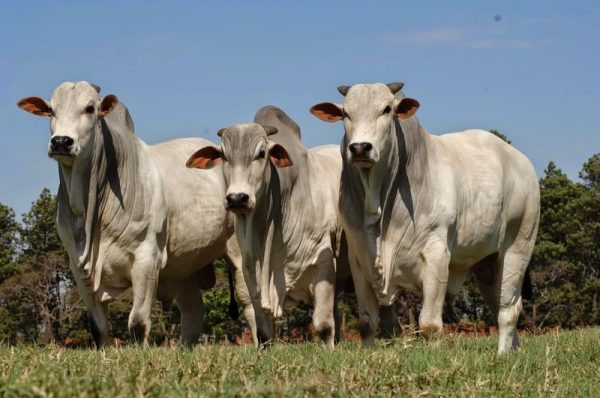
[1,138,599,345]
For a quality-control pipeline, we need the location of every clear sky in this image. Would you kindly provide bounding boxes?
[1,1,599,216]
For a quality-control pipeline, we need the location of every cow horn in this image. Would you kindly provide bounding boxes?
[262,125,278,136]
[337,85,351,96]
[217,128,226,137]
[386,82,405,94]
[90,84,101,93]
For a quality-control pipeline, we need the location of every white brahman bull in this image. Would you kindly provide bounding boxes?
[17,81,240,346]
[187,106,348,349]
[310,82,539,354]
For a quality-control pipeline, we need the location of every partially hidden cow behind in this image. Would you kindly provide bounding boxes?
[18,81,240,346]
[310,82,540,354]
[187,106,348,349]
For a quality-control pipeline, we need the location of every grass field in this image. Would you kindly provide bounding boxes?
[0,328,598,397]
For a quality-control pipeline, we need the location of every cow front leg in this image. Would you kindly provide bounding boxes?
[88,301,109,348]
[418,242,450,339]
[312,264,336,350]
[72,272,110,348]
[129,242,161,344]
[349,254,379,348]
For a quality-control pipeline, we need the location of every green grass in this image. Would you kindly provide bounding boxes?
[1,328,598,397]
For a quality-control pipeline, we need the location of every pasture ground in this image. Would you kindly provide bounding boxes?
[0,328,598,397]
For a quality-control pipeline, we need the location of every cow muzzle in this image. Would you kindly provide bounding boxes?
[49,135,75,157]
[226,192,252,214]
[348,142,374,167]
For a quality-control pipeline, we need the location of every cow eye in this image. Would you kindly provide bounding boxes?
[257,150,266,160]
[382,105,391,115]
[342,109,351,121]
[221,152,227,162]
[84,105,95,114]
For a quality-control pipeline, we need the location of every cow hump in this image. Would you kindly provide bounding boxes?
[254,105,301,140]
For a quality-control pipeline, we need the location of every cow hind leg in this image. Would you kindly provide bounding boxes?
[129,243,162,345]
[175,272,207,346]
[333,293,342,344]
[496,247,533,355]
[313,275,336,350]
[476,248,532,354]
[418,243,451,339]
[379,304,398,339]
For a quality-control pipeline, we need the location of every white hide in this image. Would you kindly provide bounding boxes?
[311,83,540,354]
[18,81,238,346]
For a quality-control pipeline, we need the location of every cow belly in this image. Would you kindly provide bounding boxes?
[451,217,504,269]
[284,288,313,308]
[162,204,228,279]
[160,243,226,279]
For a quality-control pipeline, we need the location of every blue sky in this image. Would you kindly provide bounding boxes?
[1,1,599,216]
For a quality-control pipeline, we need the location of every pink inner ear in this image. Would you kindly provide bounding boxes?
[17,97,52,116]
[310,103,343,122]
[397,98,420,119]
[99,95,119,116]
[269,144,293,168]
[186,147,222,169]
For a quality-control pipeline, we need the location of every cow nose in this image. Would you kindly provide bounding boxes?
[349,142,373,155]
[50,136,74,150]
[226,193,250,209]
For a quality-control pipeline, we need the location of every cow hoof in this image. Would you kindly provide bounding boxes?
[130,322,147,343]
[358,320,371,339]
[420,324,442,340]
[318,324,332,341]
[257,330,273,350]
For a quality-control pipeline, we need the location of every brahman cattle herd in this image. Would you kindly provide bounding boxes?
[17,81,539,354]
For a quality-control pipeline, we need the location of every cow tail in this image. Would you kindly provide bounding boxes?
[522,267,533,300]
[227,266,240,320]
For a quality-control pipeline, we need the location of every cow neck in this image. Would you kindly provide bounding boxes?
[369,117,429,222]
[377,117,432,298]
[395,117,430,204]
[236,164,286,318]
[57,114,141,290]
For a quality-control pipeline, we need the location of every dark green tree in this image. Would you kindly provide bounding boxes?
[0,203,19,283]
[526,161,598,329]
[202,260,241,342]
[489,129,511,144]
[20,188,64,258]
[16,188,72,343]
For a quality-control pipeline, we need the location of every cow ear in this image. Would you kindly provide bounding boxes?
[310,102,344,123]
[269,144,293,168]
[186,146,223,169]
[396,97,420,119]
[17,97,52,117]
[262,125,278,136]
[99,94,119,117]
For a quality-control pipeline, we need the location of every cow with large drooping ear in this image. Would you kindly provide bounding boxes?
[17,81,119,167]
[186,123,292,213]
[310,82,419,168]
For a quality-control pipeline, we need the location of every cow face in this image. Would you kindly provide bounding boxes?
[186,123,292,214]
[310,82,419,168]
[17,81,118,167]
